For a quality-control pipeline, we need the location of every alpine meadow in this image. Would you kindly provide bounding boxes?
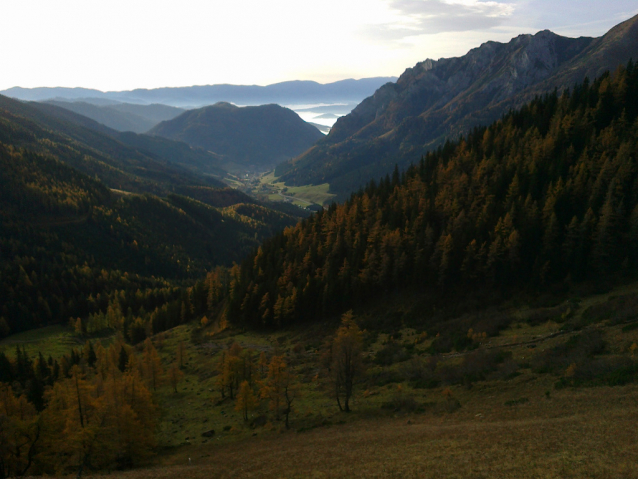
[2,5,638,478]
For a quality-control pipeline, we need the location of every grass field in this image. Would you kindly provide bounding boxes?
[17,281,638,478]
[0,325,117,360]
[259,171,336,206]
[0,325,84,358]
[80,382,638,478]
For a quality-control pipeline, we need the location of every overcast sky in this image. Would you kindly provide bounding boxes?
[2,0,637,91]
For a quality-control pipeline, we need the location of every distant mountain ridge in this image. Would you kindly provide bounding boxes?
[1,77,397,108]
[44,100,184,133]
[0,94,226,194]
[276,14,638,199]
[148,102,324,169]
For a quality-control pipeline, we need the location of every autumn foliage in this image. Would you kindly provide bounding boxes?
[0,340,159,476]
[228,63,638,327]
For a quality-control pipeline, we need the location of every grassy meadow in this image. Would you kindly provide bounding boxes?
[0,325,95,358]
[259,171,335,206]
[17,281,638,478]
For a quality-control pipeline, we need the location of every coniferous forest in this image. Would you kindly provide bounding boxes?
[229,64,638,327]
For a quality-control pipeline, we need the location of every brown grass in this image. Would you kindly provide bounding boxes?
[24,281,638,478]
[73,383,638,479]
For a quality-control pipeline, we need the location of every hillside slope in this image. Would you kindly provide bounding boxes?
[0,94,228,196]
[277,14,638,198]
[43,100,185,133]
[230,63,638,327]
[0,142,296,335]
[149,102,324,169]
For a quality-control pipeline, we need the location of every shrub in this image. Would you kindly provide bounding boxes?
[523,303,572,326]
[382,388,419,412]
[581,294,638,326]
[368,369,403,387]
[402,357,440,389]
[504,397,529,406]
[532,330,605,374]
[374,342,411,366]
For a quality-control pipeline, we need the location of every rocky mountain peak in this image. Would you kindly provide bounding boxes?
[276,14,638,199]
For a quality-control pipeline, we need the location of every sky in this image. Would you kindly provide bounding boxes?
[2,0,637,92]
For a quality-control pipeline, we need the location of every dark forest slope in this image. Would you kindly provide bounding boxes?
[229,63,638,327]
[27,100,228,179]
[0,143,296,335]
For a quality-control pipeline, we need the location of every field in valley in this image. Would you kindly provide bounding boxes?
[258,172,335,207]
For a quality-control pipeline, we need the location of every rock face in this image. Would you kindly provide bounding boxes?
[149,102,324,169]
[277,14,638,198]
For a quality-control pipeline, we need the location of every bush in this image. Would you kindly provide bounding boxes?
[581,294,638,326]
[374,342,411,366]
[570,356,638,386]
[402,356,440,389]
[523,303,572,326]
[532,329,605,374]
[472,311,515,337]
[382,390,419,412]
[504,397,529,406]
[428,332,474,354]
[368,369,403,387]
[435,398,461,414]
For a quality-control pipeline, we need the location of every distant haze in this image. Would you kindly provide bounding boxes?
[1,1,637,91]
[1,78,397,130]
[1,78,396,109]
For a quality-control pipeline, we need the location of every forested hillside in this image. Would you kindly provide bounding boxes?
[229,63,638,327]
[0,95,226,196]
[0,143,296,337]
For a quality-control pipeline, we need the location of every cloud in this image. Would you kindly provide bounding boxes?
[361,0,515,42]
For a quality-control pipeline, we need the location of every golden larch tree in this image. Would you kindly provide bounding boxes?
[235,380,259,421]
[327,310,363,412]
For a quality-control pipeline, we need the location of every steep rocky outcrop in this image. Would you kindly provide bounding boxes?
[277,14,638,198]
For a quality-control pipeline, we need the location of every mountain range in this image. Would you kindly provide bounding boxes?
[43,100,185,133]
[1,77,397,108]
[276,14,638,199]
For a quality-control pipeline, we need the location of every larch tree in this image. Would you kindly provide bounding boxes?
[142,339,163,392]
[0,385,41,478]
[168,362,184,394]
[327,310,364,412]
[259,355,299,427]
[235,380,258,421]
[177,341,185,369]
[42,365,113,476]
